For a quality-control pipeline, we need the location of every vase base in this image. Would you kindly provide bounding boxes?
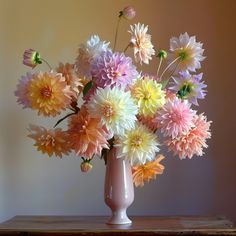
[106,215,132,225]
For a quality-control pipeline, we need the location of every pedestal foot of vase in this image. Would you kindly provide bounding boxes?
[107,209,132,225]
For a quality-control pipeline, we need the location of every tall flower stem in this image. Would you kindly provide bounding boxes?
[113,17,121,51]
[156,57,163,77]
[41,58,52,71]
[123,43,130,53]
[160,56,181,80]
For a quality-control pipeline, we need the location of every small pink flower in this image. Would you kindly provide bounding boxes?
[122,6,136,20]
[23,49,42,68]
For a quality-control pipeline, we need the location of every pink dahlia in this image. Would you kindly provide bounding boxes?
[157,97,196,138]
[165,113,212,159]
[91,51,138,89]
[15,73,32,109]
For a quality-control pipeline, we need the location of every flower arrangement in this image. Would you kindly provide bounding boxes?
[15,6,212,187]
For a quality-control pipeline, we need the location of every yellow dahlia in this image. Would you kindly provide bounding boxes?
[56,63,84,97]
[114,122,160,165]
[132,154,165,187]
[131,76,166,117]
[28,124,71,158]
[28,71,73,117]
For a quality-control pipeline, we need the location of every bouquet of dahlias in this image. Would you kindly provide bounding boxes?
[15,6,211,187]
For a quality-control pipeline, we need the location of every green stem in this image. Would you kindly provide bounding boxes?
[113,17,121,51]
[156,57,163,77]
[160,56,181,80]
[53,112,77,128]
[41,58,52,71]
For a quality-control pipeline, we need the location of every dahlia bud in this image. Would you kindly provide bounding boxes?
[23,49,42,68]
[80,160,93,173]
[120,6,136,20]
[157,49,168,59]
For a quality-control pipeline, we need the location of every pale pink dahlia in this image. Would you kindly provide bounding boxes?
[165,113,212,159]
[91,51,138,89]
[15,73,32,109]
[157,97,196,138]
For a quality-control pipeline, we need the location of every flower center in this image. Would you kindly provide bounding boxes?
[40,86,52,99]
[131,135,143,148]
[143,91,151,100]
[40,134,55,147]
[102,104,114,117]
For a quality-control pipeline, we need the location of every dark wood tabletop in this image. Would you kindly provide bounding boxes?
[0,215,235,235]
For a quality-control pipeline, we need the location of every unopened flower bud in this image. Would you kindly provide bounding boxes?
[120,6,136,20]
[23,49,42,68]
[80,160,93,173]
[157,49,168,59]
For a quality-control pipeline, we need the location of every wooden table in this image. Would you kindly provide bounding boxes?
[0,216,235,235]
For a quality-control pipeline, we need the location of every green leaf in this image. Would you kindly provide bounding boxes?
[83,81,93,96]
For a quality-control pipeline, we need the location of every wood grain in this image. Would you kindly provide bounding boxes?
[0,216,235,235]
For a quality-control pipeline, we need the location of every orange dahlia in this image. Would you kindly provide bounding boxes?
[28,71,73,117]
[56,63,84,97]
[132,154,165,187]
[28,125,71,158]
[67,106,109,159]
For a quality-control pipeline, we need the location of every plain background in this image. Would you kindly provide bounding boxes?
[0,0,236,223]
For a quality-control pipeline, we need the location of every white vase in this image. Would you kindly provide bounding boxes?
[104,147,134,225]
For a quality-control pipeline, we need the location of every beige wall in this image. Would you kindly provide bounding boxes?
[0,0,236,222]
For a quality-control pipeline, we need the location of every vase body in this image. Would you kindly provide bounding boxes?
[104,148,134,225]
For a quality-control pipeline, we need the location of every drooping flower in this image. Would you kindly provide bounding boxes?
[157,97,196,138]
[75,35,111,78]
[56,62,84,97]
[122,6,136,20]
[87,87,138,136]
[67,106,109,159]
[132,154,165,187]
[114,122,160,165]
[91,51,138,89]
[28,71,73,117]
[23,49,42,68]
[170,71,207,105]
[165,113,212,159]
[131,76,166,117]
[14,73,32,108]
[129,23,155,65]
[28,125,71,158]
[169,32,205,72]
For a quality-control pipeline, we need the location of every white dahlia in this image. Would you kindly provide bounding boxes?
[75,35,111,78]
[86,87,138,136]
[114,122,160,165]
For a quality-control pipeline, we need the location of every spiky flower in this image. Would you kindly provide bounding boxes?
[87,87,138,136]
[165,113,212,159]
[114,122,160,165]
[15,73,32,109]
[75,35,111,78]
[170,71,207,105]
[28,125,71,158]
[169,32,205,72]
[56,62,84,97]
[91,51,138,89]
[157,97,196,138]
[67,106,109,159]
[132,154,165,187]
[129,23,155,65]
[28,71,73,117]
[131,76,166,117]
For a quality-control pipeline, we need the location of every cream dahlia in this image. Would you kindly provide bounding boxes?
[129,23,155,65]
[87,86,138,136]
[114,122,160,165]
